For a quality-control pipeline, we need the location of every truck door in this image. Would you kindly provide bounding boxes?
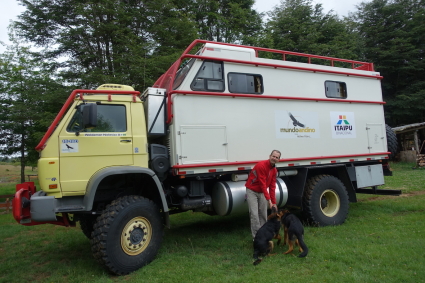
[59,103,133,195]
[366,123,386,153]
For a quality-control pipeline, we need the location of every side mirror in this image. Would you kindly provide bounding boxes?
[82,103,97,129]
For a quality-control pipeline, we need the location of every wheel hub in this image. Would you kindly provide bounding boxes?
[121,217,152,255]
[319,189,340,217]
[130,228,144,244]
[321,197,328,208]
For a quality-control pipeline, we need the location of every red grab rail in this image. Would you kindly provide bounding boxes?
[152,39,382,124]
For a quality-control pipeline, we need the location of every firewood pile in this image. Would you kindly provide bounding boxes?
[417,141,425,167]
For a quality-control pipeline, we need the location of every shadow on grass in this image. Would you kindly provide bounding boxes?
[168,212,250,235]
[162,212,254,254]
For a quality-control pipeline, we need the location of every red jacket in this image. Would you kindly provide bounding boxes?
[245,159,277,204]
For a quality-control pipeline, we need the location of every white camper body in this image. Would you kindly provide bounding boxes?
[146,42,389,176]
[141,39,399,225]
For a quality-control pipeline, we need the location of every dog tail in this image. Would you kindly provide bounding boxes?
[298,236,309,258]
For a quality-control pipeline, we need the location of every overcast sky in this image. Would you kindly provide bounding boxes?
[0,0,365,53]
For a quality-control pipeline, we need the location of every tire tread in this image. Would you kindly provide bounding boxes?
[90,195,162,275]
[302,174,349,226]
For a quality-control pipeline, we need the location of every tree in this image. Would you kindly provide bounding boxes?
[264,0,363,62]
[1,156,10,162]
[190,0,263,44]
[14,0,266,91]
[354,0,425,125]
[15,0,199,90]
[0,32,67,182]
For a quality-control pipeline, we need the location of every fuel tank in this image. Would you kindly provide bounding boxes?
[211,178,288,216]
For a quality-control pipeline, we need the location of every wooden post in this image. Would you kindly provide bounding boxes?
[414,130,419,153]
[0,198,11,214]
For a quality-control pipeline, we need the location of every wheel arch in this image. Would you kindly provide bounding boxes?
[283,165,357,209]
[305,165,356,203]
[83,166,169,224]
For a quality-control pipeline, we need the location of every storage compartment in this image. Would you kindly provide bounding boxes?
[142,87,167,136]
[355,164,384,188]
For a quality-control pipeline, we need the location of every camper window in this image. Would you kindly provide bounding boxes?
[190,61,224,92]
[228,73,263,94]
[325,81,347,99]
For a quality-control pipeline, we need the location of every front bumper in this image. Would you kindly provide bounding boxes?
[13,182,75,227]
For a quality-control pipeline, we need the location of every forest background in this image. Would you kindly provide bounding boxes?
[0,0,424,176]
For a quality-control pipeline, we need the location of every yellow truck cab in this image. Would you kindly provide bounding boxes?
[40,84,150,197]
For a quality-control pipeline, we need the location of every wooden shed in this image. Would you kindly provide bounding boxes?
[392,122,425,165]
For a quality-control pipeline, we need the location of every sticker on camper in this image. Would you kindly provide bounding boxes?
[61,139,79,153]
[330,112,356,138]
[275,111,320,139]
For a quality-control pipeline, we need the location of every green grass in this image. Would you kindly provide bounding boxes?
[0,162,424,283]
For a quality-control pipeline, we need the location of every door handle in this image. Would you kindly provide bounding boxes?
[120,139,132,143]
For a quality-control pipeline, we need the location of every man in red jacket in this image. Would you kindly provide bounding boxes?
[245,150,281,239]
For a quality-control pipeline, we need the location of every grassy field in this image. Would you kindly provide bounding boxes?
[0,163,38,197]
[0,162,424,283]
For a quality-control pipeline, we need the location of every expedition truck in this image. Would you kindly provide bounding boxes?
[13,39,400,275]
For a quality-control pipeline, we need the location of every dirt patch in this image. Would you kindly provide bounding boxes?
[0,164,37,184]
[358,190,425,202]
[0,164,24,171]
[398,190,425,197]
[33,272,51,279]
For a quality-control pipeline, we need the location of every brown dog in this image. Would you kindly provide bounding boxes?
[281,209,308,257]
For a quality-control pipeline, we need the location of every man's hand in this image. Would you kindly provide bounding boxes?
[268,200,276,210]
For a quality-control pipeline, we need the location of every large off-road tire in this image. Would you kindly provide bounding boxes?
[386,124,398,160]
[91,195,163,275]
[302,174,349,226]
[78,214,98,239]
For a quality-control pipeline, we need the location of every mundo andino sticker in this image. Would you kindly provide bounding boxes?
[330,112,356,138]
[61,139,79,153]
[275,111,320,139]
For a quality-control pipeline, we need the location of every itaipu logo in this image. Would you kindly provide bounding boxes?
[334,115,352,131]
